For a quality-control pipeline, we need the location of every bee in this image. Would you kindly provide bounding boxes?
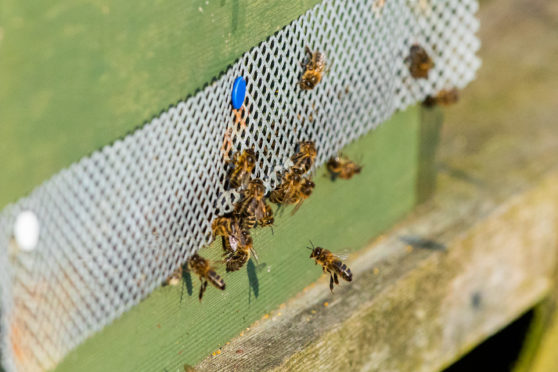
[228,149,257,189]
[291,140,317,174]
[423,88,459,107]
[222,230,257,272]
[234,179,274,229]
[269,170,315,215]
[405,44,434,79]
[212,214,252,253]
[300,46,326,90]
[187,253,226,301]
[327,155,362,180]
[308,242,353,292]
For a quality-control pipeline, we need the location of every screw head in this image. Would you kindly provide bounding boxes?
[14,210,40,251]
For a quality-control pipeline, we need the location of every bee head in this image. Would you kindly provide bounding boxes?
[245,149,257,165]
[247,179,266,196]
[307,240,320,258]
[300,179,315,196]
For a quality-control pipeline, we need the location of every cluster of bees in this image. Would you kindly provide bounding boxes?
[167,43,452,301]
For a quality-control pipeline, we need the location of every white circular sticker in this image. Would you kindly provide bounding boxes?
[14,210,40,251]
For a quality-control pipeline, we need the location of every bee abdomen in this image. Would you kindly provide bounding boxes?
[332,260,353,282]
[208,270,226,290]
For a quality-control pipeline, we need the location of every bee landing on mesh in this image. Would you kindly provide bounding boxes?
[308,242,353,293]
[228,148,257,189]
[326,155,362,181]
[234,179,274,229]
[405,44,434,79]
[291,140,317,175]
[300,46,327,90]
[188,253,226,301]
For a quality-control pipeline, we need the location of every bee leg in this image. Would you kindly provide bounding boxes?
[199,280,208,302]
[334,273,339,285]
[329,274,335,293]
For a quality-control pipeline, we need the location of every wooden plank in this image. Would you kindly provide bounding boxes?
[0,0,321,209]
[52,107,421,372]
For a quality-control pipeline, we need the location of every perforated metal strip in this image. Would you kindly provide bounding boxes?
[0,0,480,370]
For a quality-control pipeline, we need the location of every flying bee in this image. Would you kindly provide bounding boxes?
[228,149,257,189]
[405,44,434,79]
[291,140,317,175]
[327,155,362,180]
[234,179,274,229]
[423,87,459,107]
[300,46,326,90]
[308,242,352,293]
[187,253,226,301]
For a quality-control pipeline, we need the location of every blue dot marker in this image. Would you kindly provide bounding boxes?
[231,76,246,109]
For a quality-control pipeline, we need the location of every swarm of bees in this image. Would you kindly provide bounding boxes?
[163,42,444,300]
[405,44,434,79]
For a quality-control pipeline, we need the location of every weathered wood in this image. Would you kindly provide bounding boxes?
[0,0,321,208]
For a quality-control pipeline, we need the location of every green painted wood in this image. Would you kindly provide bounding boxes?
[52,107,420,372]
[0,0,321,209]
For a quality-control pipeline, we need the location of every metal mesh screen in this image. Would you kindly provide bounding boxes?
[0,0,480,370]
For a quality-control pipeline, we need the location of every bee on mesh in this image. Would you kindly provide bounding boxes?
[300,46,327,90]
[326,155,362,181]
[234,179,274,229]
[405,44,434,79]
[228,148,257,189]
[269,169,315,215]
[187,253,226,301]
[422,88,459,107]
[212,214,257,272]
[308,241,353,293]
[291,140,317,175]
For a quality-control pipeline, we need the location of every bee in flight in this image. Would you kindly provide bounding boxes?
[327,155,362,180]
[423,88,459,107]
[308,242,352,292]
[228,148,257,189]
[405,44,434,79]
[234,179,274,229]
[269,169,315,215]
[291,140,317,175]
[187,253,226,301]
[300,47,327,90]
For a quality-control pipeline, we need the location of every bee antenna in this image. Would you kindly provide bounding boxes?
[307,240,315,250]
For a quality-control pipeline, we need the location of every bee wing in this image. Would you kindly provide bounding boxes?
[250,247,260,264]
[290,200,305,216]
[331,249,351,261]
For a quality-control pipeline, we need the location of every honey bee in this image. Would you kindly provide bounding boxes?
[269,170,315,215]
[228,149,257,189]
[405,44,434,79]
[187,253,226,301]
[291,140,317,174]
[308,242,352,292]
[222,230,257,272]
[234,179,274,229]
[423,88,459,107]
[326,155,362,180]
[300,46,326,90]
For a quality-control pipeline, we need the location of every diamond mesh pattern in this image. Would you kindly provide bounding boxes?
[0,0,480,370]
